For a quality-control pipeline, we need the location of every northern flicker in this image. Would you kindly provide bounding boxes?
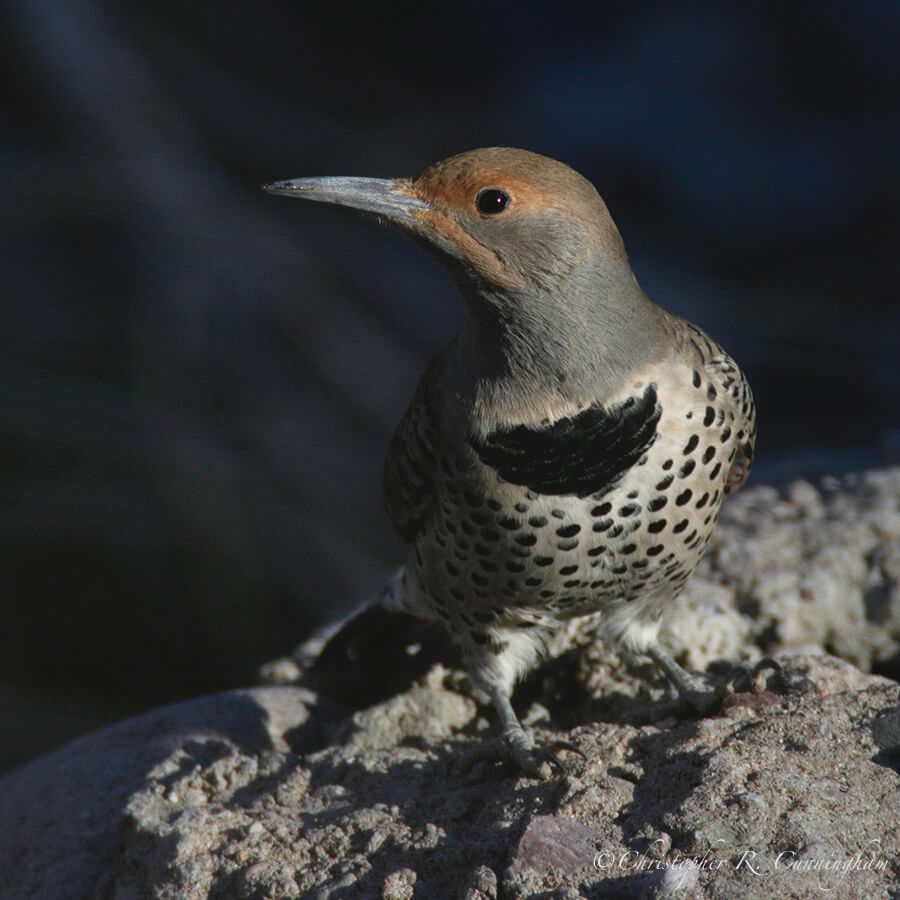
[264,148,757,775]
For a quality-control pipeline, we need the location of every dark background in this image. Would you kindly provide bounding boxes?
[2,0,897,774]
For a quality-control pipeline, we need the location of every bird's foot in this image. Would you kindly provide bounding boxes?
[681,659,784,713]
[648,645,786,715]
[457,729,583,779]
[504,727,584,778]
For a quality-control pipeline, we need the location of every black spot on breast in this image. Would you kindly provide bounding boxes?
[556,523,581,537]
[587,546,605,556]
[480,528,500,542]
[647,544,665,556]
[675,489,693,506]
[506,561,525,573]
[535,556,554,567]
[474,542,490,555]
[473,611,494,623]
[656,474,674,491]
[551,508,566,519]
[662,459,674,470]
[702,446,716,464]
[695,492,709,509]
[692,370,702,388]
[511,545,531,558]
[471,573,488,586]
[707,384,717,401]
[528,516,548,528]
[673,519,689,533]
[592,502,612,516]
[525,576,542,587]
[720,426,732,442]
[608,524,624,538]
[487,499,501,511]
[648,496,667,511]
[709,462,722,480]
[648,520,666,533]
[478,559,498,572]
[471,511,489,525]
[618,503,641,517]
[557,538,580,551]
[683,435,699,454]
[514,502,529,513]
[497,515,520,530]
[560,564,578,575]
[621,543,638,555]
[470,384,661,498]
[515,533,537,546]
[593,518,614,532]
[679,460,696,478]
[703,407,716,427]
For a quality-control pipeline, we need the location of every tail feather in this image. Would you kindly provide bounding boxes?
[303,578,459,708]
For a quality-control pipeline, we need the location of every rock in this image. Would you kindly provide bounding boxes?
[0,655,896,900]
[1,469,899,899]
[0,687,334,900]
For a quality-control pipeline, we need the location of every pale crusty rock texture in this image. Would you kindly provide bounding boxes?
[0,469,898,900]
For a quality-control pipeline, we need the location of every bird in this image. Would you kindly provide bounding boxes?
[264,147,756,776]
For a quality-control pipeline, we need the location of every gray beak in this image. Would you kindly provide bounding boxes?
[262,176,431,226]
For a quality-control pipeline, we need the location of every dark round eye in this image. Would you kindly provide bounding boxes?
[475,188,510,215]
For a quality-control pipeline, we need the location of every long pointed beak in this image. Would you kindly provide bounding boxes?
[262,176,431,226]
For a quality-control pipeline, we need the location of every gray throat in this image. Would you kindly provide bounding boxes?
[455,263,669,408]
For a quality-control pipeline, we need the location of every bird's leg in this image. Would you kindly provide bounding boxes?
[485,687,582,778]
[646,643,720,712]
[647,643,785,713]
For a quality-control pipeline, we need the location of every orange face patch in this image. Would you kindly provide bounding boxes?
[413,170,567,220]
[410,207,525,291]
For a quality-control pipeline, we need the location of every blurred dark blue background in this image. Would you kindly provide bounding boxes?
[2,0,897,772]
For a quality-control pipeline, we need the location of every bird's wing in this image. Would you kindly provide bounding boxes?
[703,353,757,495]
[470,384,661,499]
[383,356,445,542]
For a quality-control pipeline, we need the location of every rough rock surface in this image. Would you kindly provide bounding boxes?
[0,469,899,900]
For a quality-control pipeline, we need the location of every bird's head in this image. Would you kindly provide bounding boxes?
[265,148,664,389]
[264,147,632,300]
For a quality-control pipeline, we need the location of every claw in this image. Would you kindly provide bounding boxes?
[548,738,586,761]
[724,657,785,694]
[456,733,580,779]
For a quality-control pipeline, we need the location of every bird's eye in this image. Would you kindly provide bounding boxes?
[475,188,510,215]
